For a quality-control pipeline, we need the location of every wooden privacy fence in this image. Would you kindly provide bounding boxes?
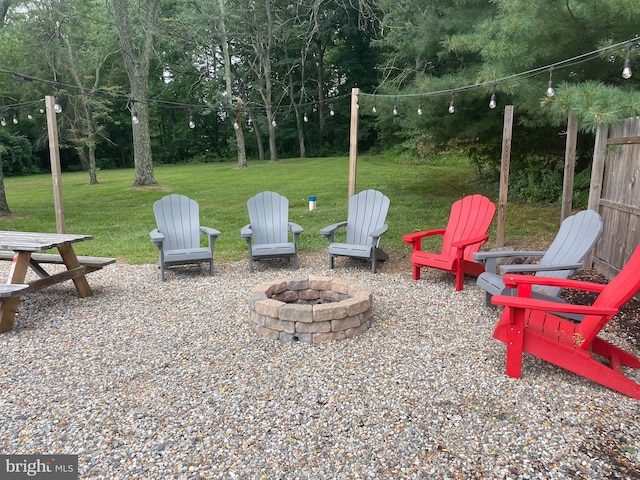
[588,116,640,279]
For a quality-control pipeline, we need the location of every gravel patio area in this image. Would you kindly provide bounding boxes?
[0,252,638,479]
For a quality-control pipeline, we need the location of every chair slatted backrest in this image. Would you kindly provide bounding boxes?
[345,190,390,247]
[529,210,602,298]
[247,191,289,245]
[577,245,640,348]
[539,209,603,274]
[441,194,496,261]
[153,194,201,251]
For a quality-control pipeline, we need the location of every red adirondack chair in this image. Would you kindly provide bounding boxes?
[402,194,496,291]
[491,245,640,399]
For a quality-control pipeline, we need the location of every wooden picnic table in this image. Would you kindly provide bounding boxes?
[0,230,115,333]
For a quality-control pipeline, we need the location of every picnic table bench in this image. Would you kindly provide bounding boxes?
[0,231,115,333]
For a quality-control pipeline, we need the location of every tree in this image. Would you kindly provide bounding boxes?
[110,0,159,186]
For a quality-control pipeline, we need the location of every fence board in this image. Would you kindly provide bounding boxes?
[592,117,640,280]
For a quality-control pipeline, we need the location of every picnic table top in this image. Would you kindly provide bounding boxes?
[0,231,93,252]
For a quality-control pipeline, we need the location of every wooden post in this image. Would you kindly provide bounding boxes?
[561,114,578,221]
[45,95,65,233]
[348,87,359,201]
[588,124,609,212]
[496,105,514,247]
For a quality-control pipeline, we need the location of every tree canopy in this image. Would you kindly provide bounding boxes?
[0,0,637,200]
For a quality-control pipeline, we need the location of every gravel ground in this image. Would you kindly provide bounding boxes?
[0,252,639,479]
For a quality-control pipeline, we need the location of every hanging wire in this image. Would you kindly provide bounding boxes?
[0,36,637,118]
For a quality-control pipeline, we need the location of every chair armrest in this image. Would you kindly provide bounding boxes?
[289,222,304,243]
[451,234,489,250]
[498,262,584,274]
[320,221,347,242]
[402,229,446,243]
[491,294,618,316]
[501,273,608,293]
[150,229,164,248]
[474,250,545,261]
[201,226,221,249]
[370,224,388,239]
[240,224,252,240]
[288,222,304,234]
[402,229,446,251]
[201,226,221,238]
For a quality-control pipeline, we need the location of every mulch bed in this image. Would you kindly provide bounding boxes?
[562,269,640,349]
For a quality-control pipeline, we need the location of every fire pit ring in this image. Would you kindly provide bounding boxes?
[249,276,372,343]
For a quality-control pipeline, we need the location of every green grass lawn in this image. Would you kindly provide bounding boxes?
[0,153,563,264]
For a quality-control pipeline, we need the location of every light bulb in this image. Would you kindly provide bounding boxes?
[417,106,423,115]
[448,101,455,114]
[54,100,62,114]
[27,113,33,120]
[233,121,239,130]
[372,105,377,114]
[622,57,632,79]
[489,93,497,109]
[0,117,5,127]
[132,111,139,125]
[12,114,18,124]
[303,112,308,122]
[189,115,195,129]
[40,108,45,114]
[393,105,398,116]
[329,107,334,116]
[546,80,555,97]
[271,119,277,127]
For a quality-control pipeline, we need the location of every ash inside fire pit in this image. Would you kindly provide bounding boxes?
[249,276,372,343]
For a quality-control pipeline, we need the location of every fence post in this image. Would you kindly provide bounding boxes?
[561,114,578,221]
[496,105,514,247]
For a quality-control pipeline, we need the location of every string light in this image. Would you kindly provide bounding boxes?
[622,43,633,79]
[127,98,139,124]
[546,68,555,97]
[489,84,497,109]
[12,113,18,124]
[0,36,637,130]
[53,97,62,114]
[188,113,195,129]
[303,110,308,122]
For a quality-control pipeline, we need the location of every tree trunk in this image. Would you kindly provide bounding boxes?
[218,0,247,168]
[0,154,11,216]
[111,0,158,187]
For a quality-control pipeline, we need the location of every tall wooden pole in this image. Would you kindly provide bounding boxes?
[496,105,514,247]
[561,114,578,221]
[45,95,65,233]
[348,88,360,201]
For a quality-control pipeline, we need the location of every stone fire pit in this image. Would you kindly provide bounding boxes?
[249,276,372,343]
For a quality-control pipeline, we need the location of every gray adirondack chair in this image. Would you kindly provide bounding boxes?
[150,194,221,281]
[474,209,603,306]
[320,189,390,273]
[241,191,303,272]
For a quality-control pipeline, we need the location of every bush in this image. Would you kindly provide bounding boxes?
[510,154,564,206]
